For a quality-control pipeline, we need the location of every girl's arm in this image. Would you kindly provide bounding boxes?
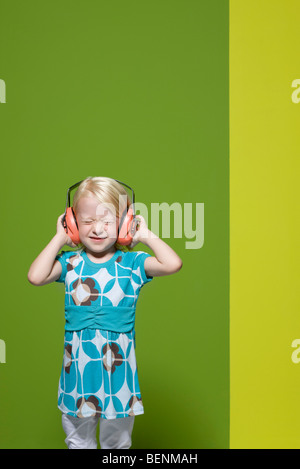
[130,215,183,277]
[27,214,75,286]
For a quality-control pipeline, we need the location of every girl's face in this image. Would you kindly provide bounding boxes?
[76,196,119,254]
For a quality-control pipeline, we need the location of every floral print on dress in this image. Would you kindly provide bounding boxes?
[128,395,143,417]
[58,329,144,420]
[103,342,123,373]
[66,254,82,272]
[71,278,99,306]
[77,396,102,418]
[63,344,72,374]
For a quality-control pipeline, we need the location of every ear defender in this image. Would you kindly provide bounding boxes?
[62,179,137,246]
[62,207,81,245]
[117,206,137,246]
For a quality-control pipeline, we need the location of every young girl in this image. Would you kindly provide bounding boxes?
[28,177,182,449]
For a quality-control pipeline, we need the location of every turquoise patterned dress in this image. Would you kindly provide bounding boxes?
[55,249,153,419]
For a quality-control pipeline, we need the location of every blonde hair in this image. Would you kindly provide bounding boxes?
[72,176,133,252]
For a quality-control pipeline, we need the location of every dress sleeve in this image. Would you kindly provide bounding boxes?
[55,251,67,283]
[133,251,153,286]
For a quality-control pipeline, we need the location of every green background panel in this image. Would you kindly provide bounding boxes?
[0,0,229,448]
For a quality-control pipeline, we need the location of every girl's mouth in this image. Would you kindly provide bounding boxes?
[90,237,107,242]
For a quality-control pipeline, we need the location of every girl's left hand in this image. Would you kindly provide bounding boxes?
[128,215,150,248]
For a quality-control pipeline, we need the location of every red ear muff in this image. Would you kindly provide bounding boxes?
[117,207,136,246]
[64,207,81,245]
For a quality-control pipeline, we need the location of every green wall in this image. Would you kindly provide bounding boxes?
[0,0,229,448]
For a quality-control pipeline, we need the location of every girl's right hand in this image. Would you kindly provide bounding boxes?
[56,214,77,248]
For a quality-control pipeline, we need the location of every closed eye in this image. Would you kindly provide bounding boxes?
[81,220,115,225]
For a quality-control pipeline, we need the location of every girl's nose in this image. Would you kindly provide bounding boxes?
[92,220,106,235]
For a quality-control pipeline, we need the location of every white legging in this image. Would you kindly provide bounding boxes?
[62,413,135,449]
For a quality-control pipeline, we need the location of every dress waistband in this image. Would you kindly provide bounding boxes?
[64,305,136,333]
